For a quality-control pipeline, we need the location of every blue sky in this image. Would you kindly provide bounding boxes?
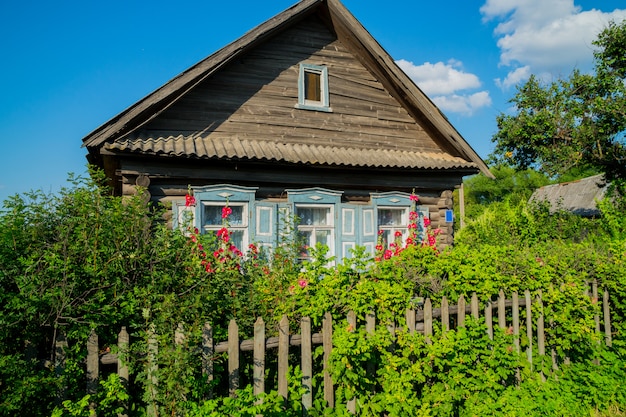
[1,0,625,202]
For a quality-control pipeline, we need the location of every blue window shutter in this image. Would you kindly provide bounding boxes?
[360,207,377,256]
[252,201,277,252]
[338,205,377,261]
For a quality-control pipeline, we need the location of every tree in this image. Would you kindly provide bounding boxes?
[491,19,626,185]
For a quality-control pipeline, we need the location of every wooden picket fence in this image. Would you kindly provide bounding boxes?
[79,282,613,414]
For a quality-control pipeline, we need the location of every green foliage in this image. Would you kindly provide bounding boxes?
[2,169,626,416]
[490,19,626,184]
[459,165,551,218]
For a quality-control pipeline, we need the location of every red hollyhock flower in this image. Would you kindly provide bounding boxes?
[222,206,232,219]
[185,194,196,207]
[409,194,419,202]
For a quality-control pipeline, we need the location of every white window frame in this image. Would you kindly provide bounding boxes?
[201,201,249,249]
[295,63,332,112]
[377,206,410,245]
[295,204,335,256]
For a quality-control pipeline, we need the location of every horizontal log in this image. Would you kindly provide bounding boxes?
[215,332,324,353]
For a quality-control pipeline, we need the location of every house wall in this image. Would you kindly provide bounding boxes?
[117,157,457,253]
[134,14,445,156]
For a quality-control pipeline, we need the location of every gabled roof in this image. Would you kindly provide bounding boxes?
[82,0,493,178]
[529,174,608,217]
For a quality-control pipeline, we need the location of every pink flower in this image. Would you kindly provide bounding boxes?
[298,279,308,288]
[222,206,232,219]
[409,194,419,202]
[409,211,418,220]
[248,243,258,254]
[375,244,383,251]
[185,194,196,207]
[407,223,417,229]
[217,227,230,242]
[383,249,393,260]
[394,230,402,238]
[423,218,431,227]
[378,230,384,236]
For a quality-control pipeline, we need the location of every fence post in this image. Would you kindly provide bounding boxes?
[86,329,99,416]
[525,290,533,366]
[485,301,493,340]
[366,311,376,389]
[146,324,158,417]
[347,311,357,414]
[593,281,601,334]
[457,295,466,327]
[202,323,213,399]
[278,315,289,400]
[498,290,506,330]
[301,317,313,415]
[424,298,433,344]
[471,293,479,320]
[228,319,239,398]
[512,292,520,352]
[604,289,612,347]
[536,290,546,380]
[118,326,129,417]
[323,312,334,408]
[86,329,99,394]
[253,317,265,400]
[406,308,416,334]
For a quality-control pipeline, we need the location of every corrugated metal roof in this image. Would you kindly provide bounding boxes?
[529,174,608,217]
[105,134,478,170]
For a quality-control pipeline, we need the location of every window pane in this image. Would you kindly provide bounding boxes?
[304,71,321,102]
[378,208,404,226]
[315,229,330,247]
[230,230,244,250]
[297,207,330,226]
[204,205,244,226]
[300,230,313,248]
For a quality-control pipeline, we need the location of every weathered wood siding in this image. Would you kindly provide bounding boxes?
[141,15,439,154]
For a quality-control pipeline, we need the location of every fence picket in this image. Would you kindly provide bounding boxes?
[498,290,506,330]
[424,299,433,343]
[347,311,357,414]
[228,319,239,397]
[485,301,493,339]
[202,323,213,398]
[525,290,533,366]
[406,308,416,334]
[604,289,612,347]
[278,315,289,400]
[457,295,466,327]
[512,292,520,352]
[86,330,99,395]
[471,293,479,320]
[75,286,615,412]
[253,317,265,398]
[301,317,313,414]
[323,312,334,408]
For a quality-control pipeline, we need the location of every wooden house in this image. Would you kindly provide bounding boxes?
[82,0,492,260]
[529,174,608,217]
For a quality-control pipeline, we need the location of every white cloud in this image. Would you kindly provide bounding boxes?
[396,59,491,115]
[396,59,481,95]
[481,0,626,88]
[432,91,492,116]
[495,65,531,89]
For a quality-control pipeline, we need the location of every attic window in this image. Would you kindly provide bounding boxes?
[296,63,332,112]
